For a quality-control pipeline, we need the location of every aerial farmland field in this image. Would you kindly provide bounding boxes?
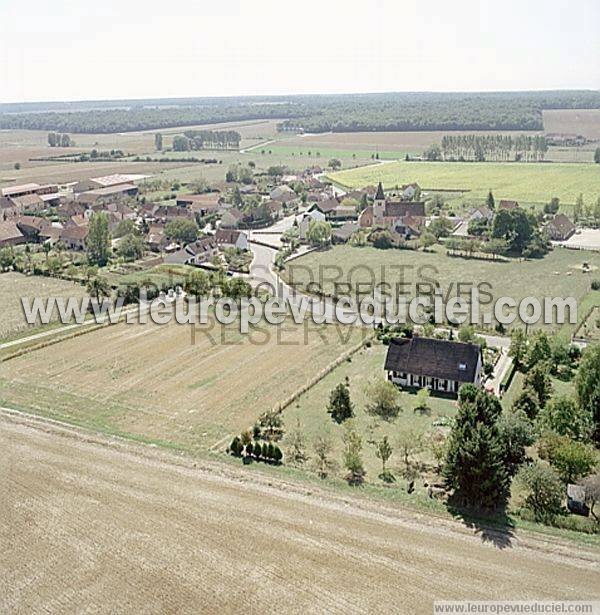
[0,317,367,450]
[542,109,600,139]
[329,160,600,205]
[0,272,88,341]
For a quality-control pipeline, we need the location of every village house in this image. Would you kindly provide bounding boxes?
[0,219,26,247]
[16,215,52,241]
[332,221,359,244]
[0,197,20,219]
[298,209,326,240]
[220,208,244,228]
[384,336,483,395]
[144,204,193,224]
[59,225,89,250]
[215,228,249,251]
[176,192,224,216]
[264,200,284,220]
[146,225,167,252]
[163,236,219,266]
[498,199,520,211]
[453,206,494,236]
[309,197,339,217]
[269,185,297,204]
[546,214,576,241]
[358,182,425,237]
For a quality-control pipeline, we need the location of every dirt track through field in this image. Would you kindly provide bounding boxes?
[1,411,599,614]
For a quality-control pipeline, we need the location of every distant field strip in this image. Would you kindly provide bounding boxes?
[329,161,600,204]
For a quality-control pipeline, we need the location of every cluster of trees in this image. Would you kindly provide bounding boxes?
[229,436,283,464]
[454,204,548,258]
[4,91,599,134]
[573,194,600,224]
[229,409,285,463]
[438,134,548,162]
[184,268,252,300]
[306,220,332,247]
[173,130,241,151]
[47,132,72,147]
[503,331,600,523]
[225,164,253,184]
[164,218,199,244]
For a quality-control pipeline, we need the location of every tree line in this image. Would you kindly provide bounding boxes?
[173,130,241,151]
[47,132,73,147]
[438,134,549,162]
[2,90,599,133]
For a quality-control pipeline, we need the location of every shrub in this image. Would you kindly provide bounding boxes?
[517,462,564,523]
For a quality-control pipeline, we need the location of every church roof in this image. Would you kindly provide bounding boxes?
[374,182,385,201]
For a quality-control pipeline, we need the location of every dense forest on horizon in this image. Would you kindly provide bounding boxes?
[1,90,599,134]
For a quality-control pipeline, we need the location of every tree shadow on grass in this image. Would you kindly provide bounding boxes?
[446,495,516,550]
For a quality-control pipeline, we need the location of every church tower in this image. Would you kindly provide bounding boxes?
[373,181,385,227]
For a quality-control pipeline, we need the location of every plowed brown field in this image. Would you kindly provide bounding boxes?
[1,411,599,614]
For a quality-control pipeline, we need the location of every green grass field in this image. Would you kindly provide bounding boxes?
[284,245,600,333]
[281,342,458,485]
[329,160,600,205]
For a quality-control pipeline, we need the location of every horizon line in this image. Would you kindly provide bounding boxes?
[1,87,600,108]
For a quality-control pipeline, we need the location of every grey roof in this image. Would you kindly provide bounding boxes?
[384,336,481,383]
[384,201,425,218]
[375,182,385,201]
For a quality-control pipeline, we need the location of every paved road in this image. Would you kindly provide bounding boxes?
[2,411,599,614]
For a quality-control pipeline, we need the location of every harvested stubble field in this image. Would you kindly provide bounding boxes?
[2,412,600,614]
[282,129,541,153]
[543,109,600,140]
[329,160,600,204]
[0,272,88,341]
[0,316,367,449]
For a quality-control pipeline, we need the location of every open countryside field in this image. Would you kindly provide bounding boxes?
[0,272,88,341]
[0,318,367,449]
[0,119,282,187]
[280,127,597,162]
[543,109,600,139]
[329,160,600,205]
[283,129,542,154]
[284,246,600,332]
[3,414,599,614]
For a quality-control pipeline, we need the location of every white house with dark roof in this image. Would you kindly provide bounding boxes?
[385,336,483,395]
[215,228,248,251]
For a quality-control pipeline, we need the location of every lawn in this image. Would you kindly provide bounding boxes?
[284,245,600,333]
[0,317,368,451]
[280,341,458,485]
[329,160,600,205]
[0,272,88,341]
